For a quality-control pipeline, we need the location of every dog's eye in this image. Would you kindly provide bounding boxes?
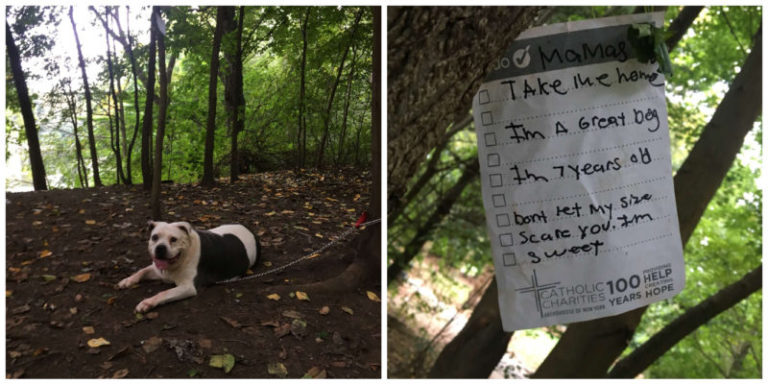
[151,235,158,241]
[170,237,177,243]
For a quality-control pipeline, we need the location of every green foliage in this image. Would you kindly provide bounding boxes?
[7,5,373,189]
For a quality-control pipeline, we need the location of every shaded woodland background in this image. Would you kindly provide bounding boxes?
[6,5,373,191]
[388,6,762,378]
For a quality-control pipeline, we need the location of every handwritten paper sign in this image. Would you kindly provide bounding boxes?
[473,12,684,331]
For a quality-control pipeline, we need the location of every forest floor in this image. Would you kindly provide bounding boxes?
[6,169,381,379]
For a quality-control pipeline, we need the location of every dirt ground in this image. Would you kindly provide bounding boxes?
[6,170,381,378]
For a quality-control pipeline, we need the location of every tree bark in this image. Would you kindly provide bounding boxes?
[296,8,310,169]
[608,265,762,378]
[665,6,704,51]
[6,23,47,191]
[69,6,102,187]
[64,81,88,188]
[219,6,246,182]
[150,7,167,219]
[113,6,140,185]
[141,9,157,190]
[533,27,762,378]
[388,6,541,204]
[388,160,479,284]
[316,9,363,169]
[201,7,225,187]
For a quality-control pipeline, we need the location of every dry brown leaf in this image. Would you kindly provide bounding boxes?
[366,291,381,302]
[71,273,91,283]
[87,337,111,348]
[39,250,52,258]
[314,233,324,239]
[220,316,242,329]
[83,326,95,334]
[266,293,281,301]
[341,306,354,315]
[265,211,277,217]
[295,291,310,301]
[85,220,96,225]
[112,368,129,378]
[319,306,330,315]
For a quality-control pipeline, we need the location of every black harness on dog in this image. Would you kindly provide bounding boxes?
[193,230,252,288]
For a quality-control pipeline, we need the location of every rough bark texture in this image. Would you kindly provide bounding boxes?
[64,82,88,188]
[104,9,125,184]
[201,7,225,187]
[533,28,762,379]
[387,6,541,205]
[665,6,704,51]
[388,160,479,284]
[428,278,512,377]
[150,8,167,219]
[296,9,310,169]
[220,6,246,182]
[141,10,157,190]
[336,44,358,166]
[608,265,762,378]
[69,6,102,187]
[6,23,47,191]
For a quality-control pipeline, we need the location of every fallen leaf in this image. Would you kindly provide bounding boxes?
[32,221,42,226]
[71,273,91,283]
[39,250,52,258]
[146,312,159,320]
[267,362,288,378]
[366,291,381,302]
[6,290,12,298]
[295,291,310,301]
[187,369,200,378]
[112,368,129,379]
[314,233,324,239]
[198,339,212,349]
[308,253,320,259]
[265,211,277,217]
[274,323,291,338]
[319,306,330,315]
[220,316,242,329]
[341,306,354,315]
[83,326,95,334]
[85,220,96,225]
[353,193,361,201]
[142,336,163,354]
[261,320,280,328]
[290,319,307,338]
[41,274,57,282]
[209,354,236,374]
[281,310,303,319]
[263,261,273,267]
[266,293,280,301]
[303,366,327,379]
[10,304,30,315]
[69,307,78,314]
[106,297,117,305]
[78,209,85,214]
[87,337,111,348]
[281,210,294,214]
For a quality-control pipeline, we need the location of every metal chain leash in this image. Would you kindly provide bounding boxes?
[215,218,382,285]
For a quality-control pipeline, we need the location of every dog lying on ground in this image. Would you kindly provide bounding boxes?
[118,221,260,312]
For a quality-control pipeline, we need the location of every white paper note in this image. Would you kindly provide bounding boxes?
[473,12,685,331]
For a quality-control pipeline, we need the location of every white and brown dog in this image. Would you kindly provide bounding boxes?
[118,221,259,312]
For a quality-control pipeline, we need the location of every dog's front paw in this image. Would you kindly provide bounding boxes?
[117,277,137,289]
[135,298,156,313]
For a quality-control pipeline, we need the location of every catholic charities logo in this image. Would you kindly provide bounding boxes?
[515,269,560,318]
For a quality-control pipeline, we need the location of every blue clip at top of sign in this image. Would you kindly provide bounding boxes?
[473,12,684,332]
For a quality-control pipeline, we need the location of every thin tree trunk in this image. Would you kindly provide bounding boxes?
[230,6,246,182]
[119,6,140,185]
[316,9,363,169]
[665,6,704,51]
[388,160,479,284]
[336,44,358,166]
[104,7,125,184]
[6,23,47,191]
[533,27,762,378]
[296,8,310,169]
[117,74,128,176]
[141,9,157,190]
[151,7,168,219]
[201,7,225,186]
[608,265,762,378]
[69,6,102,187]
[64,80,88,188]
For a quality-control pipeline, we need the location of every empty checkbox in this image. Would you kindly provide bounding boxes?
[487,153,501,167]
[492,194,506,208]
[496,213,511,227]
[478,89,491,105]
[481,111,494,126]
[484,132,497,147]
[490,174,503,187]
[499,233,514,246]
[503,253,517,266]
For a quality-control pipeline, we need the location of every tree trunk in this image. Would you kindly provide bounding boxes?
[316,9,363,169]
[64,80,88,188]
[201,7,225,187]
[6,23,47,191]
[295,6,380,293]
[151,7,168,219]
[388,160,479,284]
[141,9,157,190]
[104,7,125,184]
[336,44,358,166]
[69,6,102,187]
[117,73,128,178]
[387,6,542,204]
[428,278,512,378]
[608,265,762,378]
[296,8,310,169]
[533,27,762,378]
[665,6,704,51]
[117,6,140,185]
[219,6,246,183]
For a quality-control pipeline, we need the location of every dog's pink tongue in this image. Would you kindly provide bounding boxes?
[154,258,170,270]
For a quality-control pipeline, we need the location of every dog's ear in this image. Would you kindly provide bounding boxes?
[176,222,192,235]
[147,220,156,232]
